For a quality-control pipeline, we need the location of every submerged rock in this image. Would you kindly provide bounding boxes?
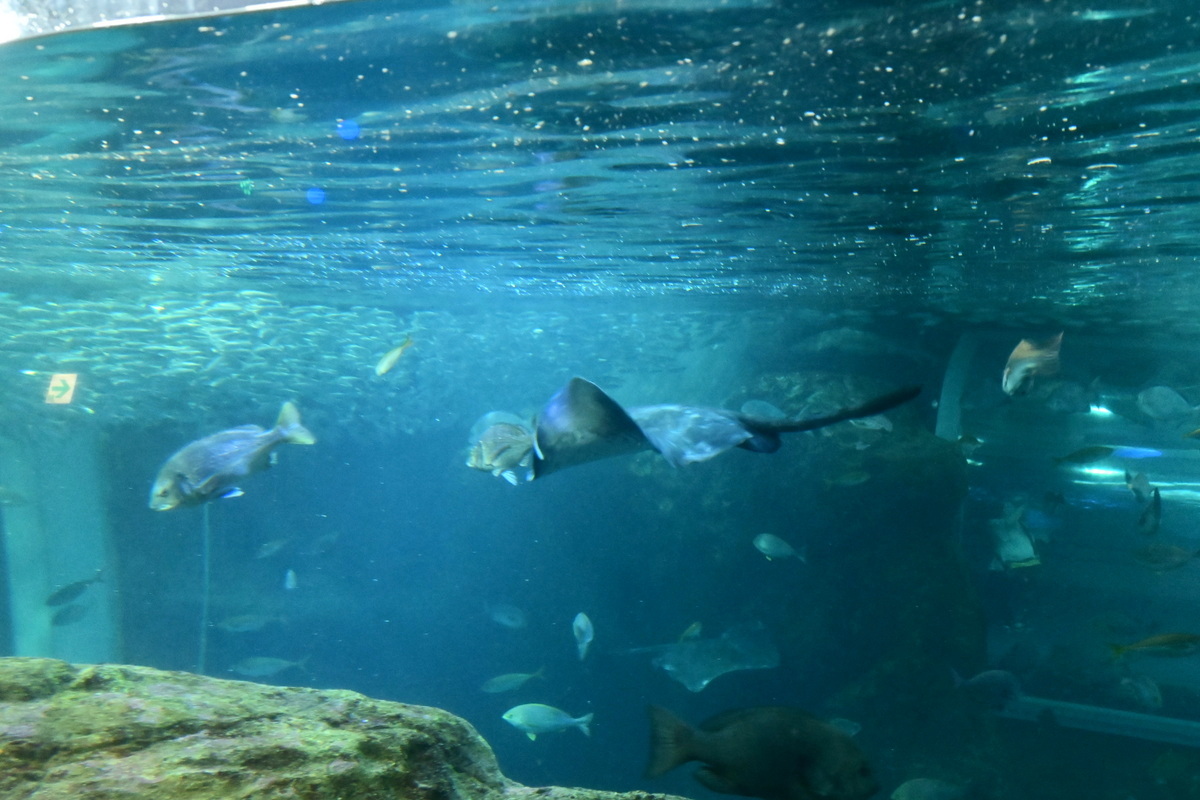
[0,657,678,800]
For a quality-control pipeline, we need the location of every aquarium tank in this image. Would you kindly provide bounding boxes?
[3,0,1200,798]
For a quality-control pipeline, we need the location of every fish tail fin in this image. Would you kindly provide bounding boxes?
[646,705,695,778]
[1040,332,1064,375]
[276,402,317,445]
[576,712,594,737]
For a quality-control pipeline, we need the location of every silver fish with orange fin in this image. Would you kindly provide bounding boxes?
[1002,332,1063,395]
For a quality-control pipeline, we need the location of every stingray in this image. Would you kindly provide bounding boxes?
[634,623,780,692]
[530,377,921,479]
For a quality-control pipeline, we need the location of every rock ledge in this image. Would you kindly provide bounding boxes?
[0,657,678,800]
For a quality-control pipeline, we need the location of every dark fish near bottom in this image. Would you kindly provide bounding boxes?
[646,705,878,800]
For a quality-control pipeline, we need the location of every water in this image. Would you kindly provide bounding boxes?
[6,1,1200,798]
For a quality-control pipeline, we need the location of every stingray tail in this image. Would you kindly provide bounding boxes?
[646,705,696,778]
[771,385,922,434]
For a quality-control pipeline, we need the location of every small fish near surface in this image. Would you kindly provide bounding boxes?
[149,401,316,511]
[752,533,806,563]
[45,568,103,607]
[1002,332,1062,396]
[646,705,878,800]
[481,668,544,694]
[502,703,593,740]
[574,612,594,661]
[1138,488,1162,536]
[1110,633,1200,659]
[374,334,414,377]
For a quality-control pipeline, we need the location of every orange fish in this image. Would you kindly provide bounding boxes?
[375,335,414,376]
[1002,332,1063,395]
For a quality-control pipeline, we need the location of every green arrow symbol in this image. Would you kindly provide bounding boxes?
[50,378,70,399]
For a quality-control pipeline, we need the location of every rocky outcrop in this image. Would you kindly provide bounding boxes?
[0,657,680,800]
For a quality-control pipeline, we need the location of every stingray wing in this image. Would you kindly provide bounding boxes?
[629,405,754,467]
[531,378,650,478]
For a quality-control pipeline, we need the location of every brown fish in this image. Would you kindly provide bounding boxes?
[646,705,878,800]
[1110,632,1200,658]
[1002,332,1062,395]
[467,422,534,485]
[149,402,316,511]
[374,335,414,376]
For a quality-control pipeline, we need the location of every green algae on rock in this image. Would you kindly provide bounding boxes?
[0,657,681,800]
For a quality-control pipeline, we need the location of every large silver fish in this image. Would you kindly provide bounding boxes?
[149,402,315,511]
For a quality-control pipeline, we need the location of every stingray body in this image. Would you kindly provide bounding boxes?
[530,378,920,479]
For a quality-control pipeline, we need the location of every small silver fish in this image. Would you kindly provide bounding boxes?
[502,703,593,740]
[752,533,805,562]
[574,612,594,661]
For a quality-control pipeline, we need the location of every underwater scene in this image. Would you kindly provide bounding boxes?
[7,0,1200,798]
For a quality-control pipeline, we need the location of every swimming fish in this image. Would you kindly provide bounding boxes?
[1137,386,1195,421]
[1052,445,1113,465]
[215,613,285,633]
[574,612,594,660]
[44,568,103,607]
[283,569,299,590]
[1110,633,1200,659]
[1002,332,1062,395]
[229,655,310,677]
[646,705,878,800]
[520,378,921,481]
[374,334,414,376]
[502,703,593,740]
[487,603,527,629]
[752,533,805,562]
[989,501,1039,569]
[1133,541,1198,571]
[149,402,316,511]
[1118,674,1163,711]
[637,623,780,692]
[1125,471,1152,504]
[679,621,703,641]
[481,668,544,694]
[467,421,534,485]
[1138,488,1162,536]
